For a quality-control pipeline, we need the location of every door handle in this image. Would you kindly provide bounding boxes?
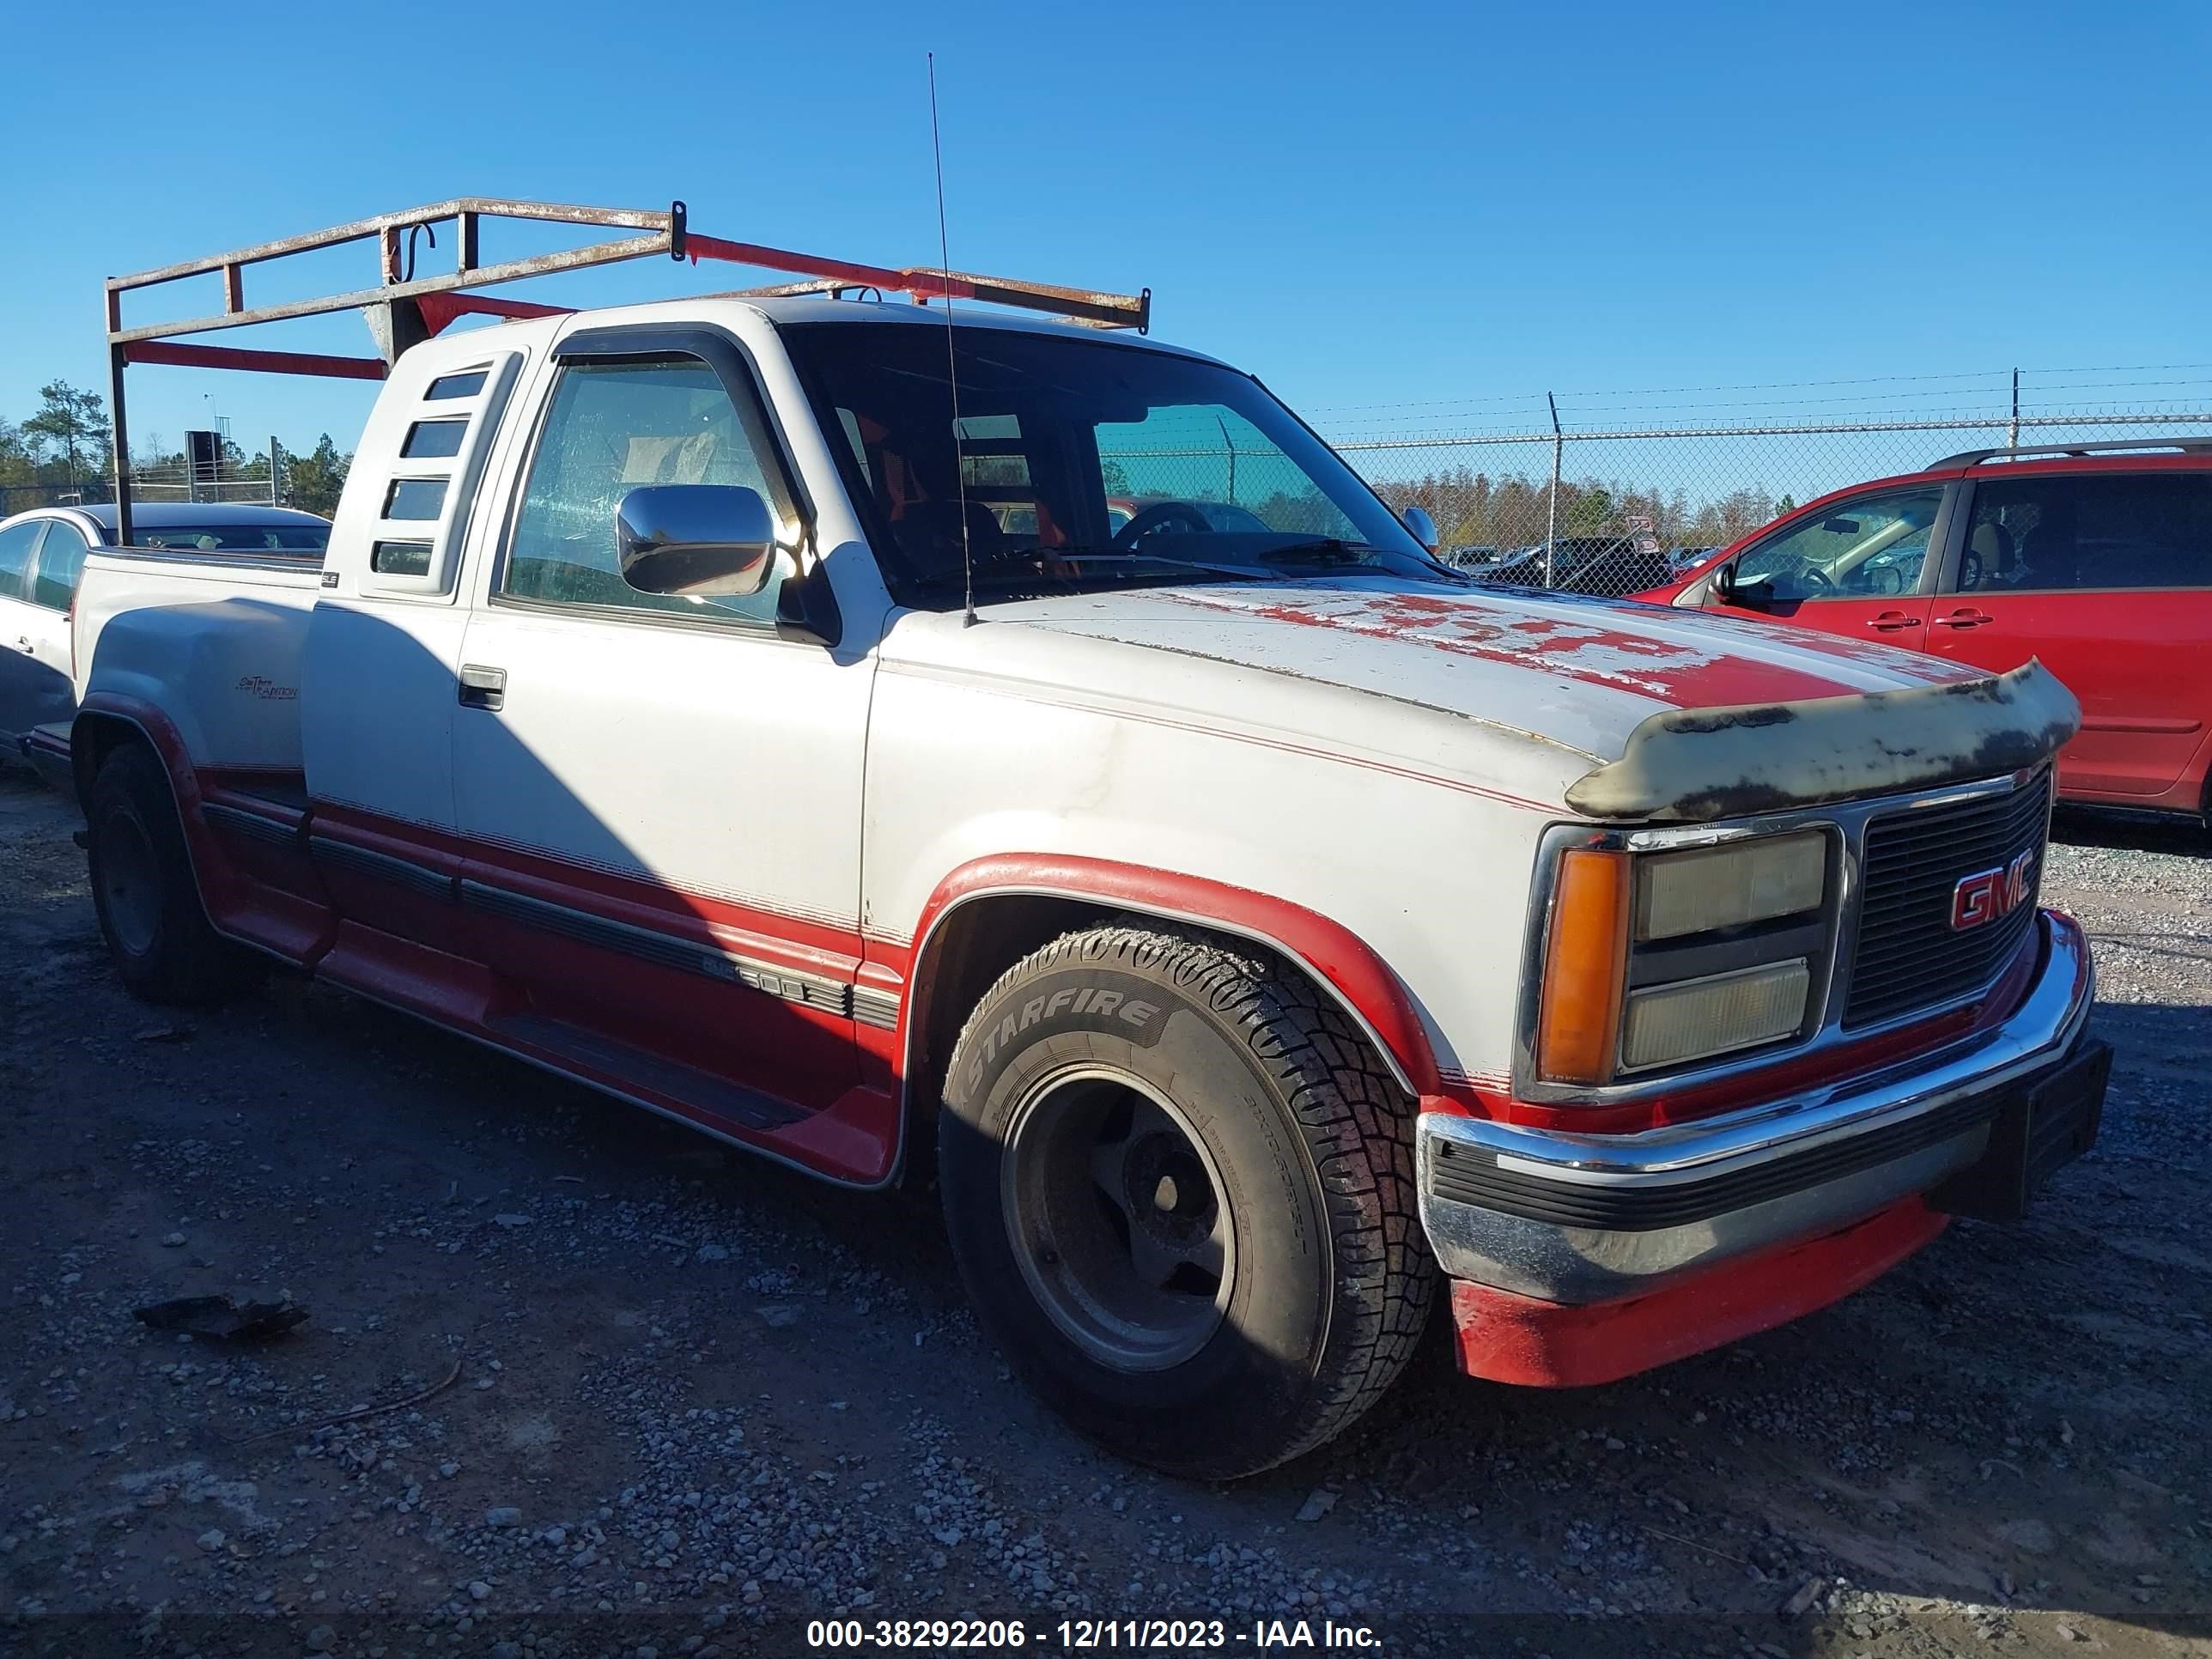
[1865,612,1923,632]
[458,664,507,711]
[1932,609,1994,629]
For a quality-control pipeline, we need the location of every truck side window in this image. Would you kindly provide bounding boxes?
[504,358,793,623]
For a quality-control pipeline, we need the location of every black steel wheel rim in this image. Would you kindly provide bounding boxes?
[1000,1065,1236,1372]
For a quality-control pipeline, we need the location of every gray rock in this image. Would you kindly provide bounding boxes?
[195,1528,226,1552]
[755,1304,802,1328]
[1294,1489,1338,1523]
[484,1506,523,1528]
[305,1626,336,1651]
[1993,1519,2057,1555]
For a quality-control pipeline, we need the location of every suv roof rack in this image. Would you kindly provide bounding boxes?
[1929,434,2212,469]
[100,194,1150,544]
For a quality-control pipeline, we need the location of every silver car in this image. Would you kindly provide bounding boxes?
[0,502,331,783]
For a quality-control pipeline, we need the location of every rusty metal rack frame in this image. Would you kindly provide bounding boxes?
[102,194,1151,544]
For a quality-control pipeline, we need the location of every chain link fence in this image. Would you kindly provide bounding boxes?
[3,446,283,520]
[1314,367,2212,597]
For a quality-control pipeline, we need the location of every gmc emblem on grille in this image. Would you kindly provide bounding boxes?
[1951,848,2037,932]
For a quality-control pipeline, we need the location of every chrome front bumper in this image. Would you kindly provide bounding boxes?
[1416,911,2095,1303]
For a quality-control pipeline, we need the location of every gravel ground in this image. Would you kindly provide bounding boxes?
[1,768,2206,1658]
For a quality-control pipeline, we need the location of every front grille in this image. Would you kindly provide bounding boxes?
[1844,773,2051,1028]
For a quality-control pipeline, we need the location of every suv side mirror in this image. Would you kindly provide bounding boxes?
[617,484,778,597]
[1401,505,1439,552]
[1713,561,1776,609]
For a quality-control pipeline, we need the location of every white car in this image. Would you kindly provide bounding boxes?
[1,502,329,781]
[60,242,2106,1480]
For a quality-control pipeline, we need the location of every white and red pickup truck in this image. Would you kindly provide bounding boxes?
[56,202,2107,1479]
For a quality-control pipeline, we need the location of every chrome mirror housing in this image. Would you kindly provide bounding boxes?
[617,484,777,597]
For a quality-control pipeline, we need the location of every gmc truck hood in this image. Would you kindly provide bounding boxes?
[921,579,2081,822]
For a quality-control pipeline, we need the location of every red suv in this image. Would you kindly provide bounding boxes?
[1638,440,2212,819]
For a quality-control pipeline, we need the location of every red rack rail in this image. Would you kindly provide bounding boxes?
[100,195,1149,543]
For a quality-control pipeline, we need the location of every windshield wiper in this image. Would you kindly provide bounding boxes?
[956,548,1277,588]
[1254,538,1385,566]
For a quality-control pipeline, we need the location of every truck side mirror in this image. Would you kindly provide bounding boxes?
[617,484,778,598]
[1401,505,1439,552]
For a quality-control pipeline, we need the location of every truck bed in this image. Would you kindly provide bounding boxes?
[72,547,324,774]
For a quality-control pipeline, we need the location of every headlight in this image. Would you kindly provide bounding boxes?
[1534,832,1829,1086]
[1620,960,1812,1072]
[1633,831,1826,941]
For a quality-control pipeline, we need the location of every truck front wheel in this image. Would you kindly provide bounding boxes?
[938,923,1435,1479]
[88,744,258,1006]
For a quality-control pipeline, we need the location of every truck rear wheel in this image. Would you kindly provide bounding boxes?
[88,744,258,1006]
[938,923,1435,1479]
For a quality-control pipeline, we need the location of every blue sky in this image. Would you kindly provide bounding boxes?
[4,0,2209,459]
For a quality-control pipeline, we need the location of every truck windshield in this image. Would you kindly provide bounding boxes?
[780,321,1443,605]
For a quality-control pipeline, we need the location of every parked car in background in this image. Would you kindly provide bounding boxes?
[1,503,331,783]
[1638,440,2212,820]
[1464,534,1674,596]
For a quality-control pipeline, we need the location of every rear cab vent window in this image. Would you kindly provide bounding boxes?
[401,420,468,459]
[425,370,489,400]
[371,541,433,577]
[384,479,448,520]
[354,352,524,600]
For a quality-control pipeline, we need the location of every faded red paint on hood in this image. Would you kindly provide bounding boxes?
[1158,585,1962,710]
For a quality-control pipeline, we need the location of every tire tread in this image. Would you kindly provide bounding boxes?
[948,921,1436,1475]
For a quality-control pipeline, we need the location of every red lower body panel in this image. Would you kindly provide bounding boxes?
[1449,1199,1949,1387]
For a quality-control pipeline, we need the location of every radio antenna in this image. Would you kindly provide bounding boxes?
[927,52,977,627]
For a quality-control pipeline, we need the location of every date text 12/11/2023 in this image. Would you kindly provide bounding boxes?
[805,1617,1385,1650]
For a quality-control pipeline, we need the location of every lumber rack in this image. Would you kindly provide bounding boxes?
[101,195,1151,544]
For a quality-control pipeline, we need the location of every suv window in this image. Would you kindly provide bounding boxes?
[1734,488,1943,602]
[1954,471,2212,593]
[28,520,90,611]
[504,358,793,623]
[0,520,40,598]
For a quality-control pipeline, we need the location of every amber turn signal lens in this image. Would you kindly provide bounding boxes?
[1536,848,1632,1086]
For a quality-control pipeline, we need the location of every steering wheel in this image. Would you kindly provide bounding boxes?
[1111,501,1214,550]
[1794,564,1833,596]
